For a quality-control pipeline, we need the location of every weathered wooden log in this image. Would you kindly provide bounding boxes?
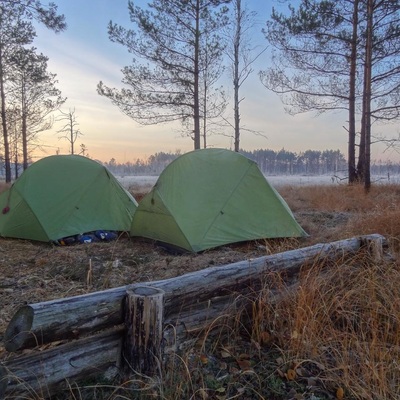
[123,286,165,378]
[0,327,123,399]
[3,234,387,352]
[0,295,244,399]
[1,297,233,400]
[0,282,300,399]
[0,365,8,398]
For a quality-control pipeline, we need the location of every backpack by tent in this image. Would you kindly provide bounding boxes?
[0,155,138,242]
[130,148,307,252]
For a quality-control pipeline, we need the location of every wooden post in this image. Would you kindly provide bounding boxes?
[123,286,165,379]
[363,235,384,262]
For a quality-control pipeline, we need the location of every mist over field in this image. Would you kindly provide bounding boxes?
[116,172,400,191]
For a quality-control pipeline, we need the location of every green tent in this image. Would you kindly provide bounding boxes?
[130,148,307,252]
[0,155,138,242]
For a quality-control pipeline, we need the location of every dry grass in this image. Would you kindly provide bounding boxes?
[284,184,400,250]
[248,255,400,400]
[1,182,400,399]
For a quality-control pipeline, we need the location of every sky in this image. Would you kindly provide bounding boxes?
[31,0,400,164]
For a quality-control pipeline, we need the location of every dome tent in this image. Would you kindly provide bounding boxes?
[0,155,138,242]
[130,148,307,253]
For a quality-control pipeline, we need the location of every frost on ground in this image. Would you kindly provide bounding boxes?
[117,175,158,193]
[116,173,400,192]
[116,174,342,191]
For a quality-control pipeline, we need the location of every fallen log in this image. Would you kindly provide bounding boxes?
[0,294,242,398]
[0,282,300,399]
[3,234,387,352]
[0,327,123,399]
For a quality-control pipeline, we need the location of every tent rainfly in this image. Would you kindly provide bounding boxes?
[0,155,138,242]
[130,148,307,252]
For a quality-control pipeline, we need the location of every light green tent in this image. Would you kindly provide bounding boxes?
[0,155,138,242]
[130,148,307,252]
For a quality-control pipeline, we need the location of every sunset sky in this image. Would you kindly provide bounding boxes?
[31,0,400,164]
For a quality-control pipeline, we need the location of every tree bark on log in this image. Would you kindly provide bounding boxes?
[0,295,239,399]
[123,286,165,378]
[0,282,302,399]
[3,234,387,352]
[0,327,123,399]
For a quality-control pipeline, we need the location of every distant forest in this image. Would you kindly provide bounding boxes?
[102,149,400,177]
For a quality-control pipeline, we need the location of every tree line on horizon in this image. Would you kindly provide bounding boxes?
[1,1,400,189]
[104,148,347,176]
[1,147,399,180]
[101,148,400,177]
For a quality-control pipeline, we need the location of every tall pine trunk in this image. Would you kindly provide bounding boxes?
[363,0,373,191]
[193,0,201,150]
[348,0,359,184]
[0,46,11,182]
[21,84,29,170]
[233,0,241,152]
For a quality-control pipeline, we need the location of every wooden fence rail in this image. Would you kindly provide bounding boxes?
[0,234,387,399]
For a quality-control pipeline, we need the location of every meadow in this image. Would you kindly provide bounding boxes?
[1,178,400,399]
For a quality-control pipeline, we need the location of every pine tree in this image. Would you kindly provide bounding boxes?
[261,0,400,188]
[98,0,230,150]
[0,0,65,181]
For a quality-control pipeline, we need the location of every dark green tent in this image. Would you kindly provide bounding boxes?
[0,155,137,242]
[130,148,307,252]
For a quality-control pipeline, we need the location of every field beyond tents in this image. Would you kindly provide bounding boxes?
[1,180,400,399]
